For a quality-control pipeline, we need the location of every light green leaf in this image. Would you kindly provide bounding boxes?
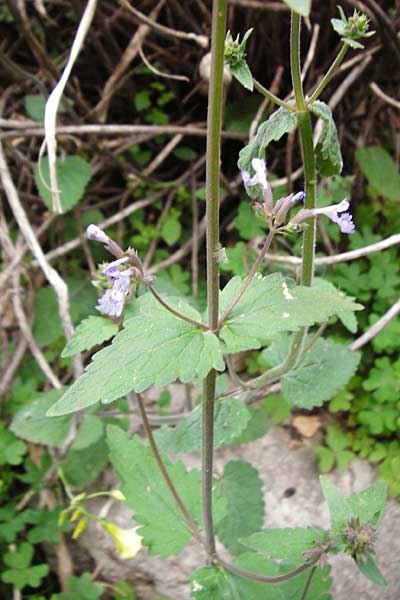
[346,481,387,527]
[10,389,71,448]
[25,95,46,121]
[2,564,49,590]
[233,202,266,240]
[154,398,251,454]
[34,155,92,213]
[240,527,328,562]
[71,415,104,451]
[215,461,264,555]
[238,108,297,197]
[55,573,104,600]
[281,0,312,17]
[230,60,254,91]
[315,446,336,473]
[263,337,360,408]
[355,552,387,586]
[320,477,352,530]
[161,216,181,246]
[47,293,224,416]
[310,101,342,176]
[229,406,269,444]
[107,426,226,558]
[314,278,358,333]
[61,316,119,357]
[220,274,362,353]
[356,146,400,201]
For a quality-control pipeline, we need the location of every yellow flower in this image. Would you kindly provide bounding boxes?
[101,521,142,559]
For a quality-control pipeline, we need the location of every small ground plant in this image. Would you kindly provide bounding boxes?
[2,1,396,598]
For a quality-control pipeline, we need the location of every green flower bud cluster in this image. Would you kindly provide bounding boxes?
[224,29,252,68]
[331,6,375,49]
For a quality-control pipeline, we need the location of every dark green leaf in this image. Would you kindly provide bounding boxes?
[230,60,254,91]
[47,293,224,416]
[216,461,264,555]
[310,101,342,176]
[55,573,104,600]
[355,552,387,586]
[34,155,92,213]
[356,146,400,201]
[61,436,108,488]
[61,316,119,357]
[107,426,226,558]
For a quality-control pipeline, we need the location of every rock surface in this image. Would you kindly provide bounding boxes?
[78,426,400,599]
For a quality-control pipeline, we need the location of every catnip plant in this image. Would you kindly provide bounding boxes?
[47,1,388,597]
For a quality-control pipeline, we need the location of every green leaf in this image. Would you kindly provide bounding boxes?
[314,278,357,333]
[25,95,46,121]
[160,215,181,246]
[356,146,400,201]
[233,202,266,240]
[355,552,387,586]
[310,101,342,176]
[25,507,67,544]
[230,60,254,91]
[263,337,360,409]
[61,435,109,488]
[2,564,49,590]
[230,406,269,444]
[219,242,257,278]
[55,573,104,600]
[61,316,119,357]
[154,398,252,454]
[0,427,27,465]
[346,481,387,527]
[240,528,328,562]
[238,108,297,197]
[215,461,264,555]
[71,415,104,451]
[4,542,33,569]
[281,0,312,17]
[107,426,226,558]
[34,155,92,212]
[220,274,362,353]
[134,91,151,111]
[315,446,336,473]
[320,477,352,530]
[10,389,71,448]
[47,293,224,416]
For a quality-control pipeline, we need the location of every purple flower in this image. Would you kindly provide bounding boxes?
[313,198,355,234]
[241,158,269,190]
[102,257,130,278]
[86,224,109,245]
[98,270,131,318]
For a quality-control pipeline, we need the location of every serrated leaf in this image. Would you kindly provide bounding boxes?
[10,389,71,448]
[220,274,362,353]
[47,293,224,416]
[314,278,357,333]
[230,60,253,91]
[215,461,264,555]
[154,398,251,454]
[282,0,312,17]
[355,552,387,586]
[310,101,342,176]
[320,477,352,530]
[263,336,360,409]
[240,528,328,562]
[356,146,400,201]
[107,426,226,557]
[238,108,297,197]
[61,316,119,357]
[34,155,92,213]
[229,406,269,444]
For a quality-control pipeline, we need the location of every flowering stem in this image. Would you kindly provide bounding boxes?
[301,565,317,600]
[217,555,316,584]
[253,78,295,111]
[148,286,209,331]
[136,393,204,546]
[307,44,349,106]
[202,0,227,559]
[218,229,275,327]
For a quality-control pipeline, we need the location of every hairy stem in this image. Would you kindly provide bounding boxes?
[136,393,203,546]
[217,555,316,584]
[218,229,275,326]
[202,0,227,558]
[301,565,317,600]
[148,286,208,330]
[307,44,349,105]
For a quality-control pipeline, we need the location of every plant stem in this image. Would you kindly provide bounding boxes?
[217,555,316,584]
[307,44,349,105]
[148,286,208,330]
[253,78,295,111]
[202,0,227,559]
[291,12,306,111]
[301,565,317,600]
[136,393,204,546]
[218,229,275,326]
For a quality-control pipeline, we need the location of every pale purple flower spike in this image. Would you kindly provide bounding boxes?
[86,224,109,244]
[102,257,130,278]
[241,158,269,190]
[313,198,355,234]
[98,270,131,317]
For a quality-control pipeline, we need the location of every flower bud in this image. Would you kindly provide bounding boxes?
[101,521,142,560]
